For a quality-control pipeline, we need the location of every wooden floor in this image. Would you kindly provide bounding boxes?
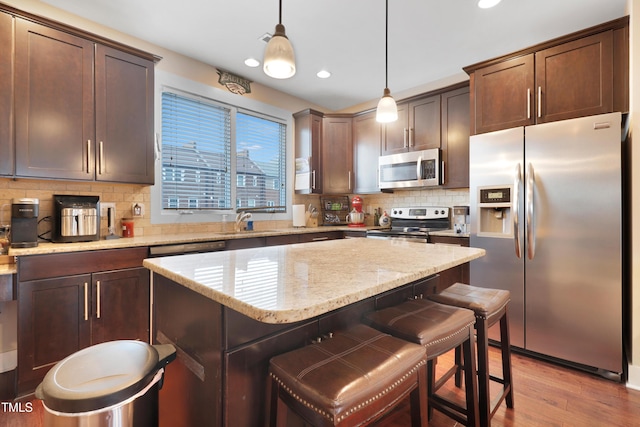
[3,347,640,426]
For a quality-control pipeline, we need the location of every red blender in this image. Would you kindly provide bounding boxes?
[346,196,366,227]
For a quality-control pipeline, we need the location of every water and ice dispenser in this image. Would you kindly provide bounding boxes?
[476,186,513,237]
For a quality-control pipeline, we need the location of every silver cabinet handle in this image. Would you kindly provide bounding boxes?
[537,86,542,118]
[312,236,329,241]
[84,283,88,321]
[96,281,101,319]
[527,89,531,120]
[87,140,91,173]
[513,163,522,259]
[99,141,104,175]
[348,171,352,190]
[311,170,316,189]
[403,128,408,148]
[409,128,414,147]
[526,162,536,260]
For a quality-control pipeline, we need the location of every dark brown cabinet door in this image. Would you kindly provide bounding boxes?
[535,31,613,124]
[441,86,470,188]
[382,95,441,155]
[473,54,535,134]
[95,46,155,184]
[381,102,409,155]
[0,12,12,176]
[322,115,353,194]
[18,274,92,394]
[15,19,95,180]
[294,110,323,194]
[353,110,381,194]
[91,267,150,344]
[409,95,441,151]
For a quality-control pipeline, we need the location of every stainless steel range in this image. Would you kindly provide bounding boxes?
[366,207,450,242]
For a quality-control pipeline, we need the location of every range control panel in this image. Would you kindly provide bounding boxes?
[390,207,449,220]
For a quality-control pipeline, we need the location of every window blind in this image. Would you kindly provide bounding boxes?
[161,92,232,209]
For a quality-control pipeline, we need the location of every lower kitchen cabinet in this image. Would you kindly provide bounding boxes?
[16,248,149,395]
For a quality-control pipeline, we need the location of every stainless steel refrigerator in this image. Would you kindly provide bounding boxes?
[469,112,623,378]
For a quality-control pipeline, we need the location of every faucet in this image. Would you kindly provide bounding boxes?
[235,211,252,232]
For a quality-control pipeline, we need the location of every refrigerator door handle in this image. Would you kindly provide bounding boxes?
[513,163,522,258]
[526,162,536,259]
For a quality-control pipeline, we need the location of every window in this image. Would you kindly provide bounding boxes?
[159,90,287,217]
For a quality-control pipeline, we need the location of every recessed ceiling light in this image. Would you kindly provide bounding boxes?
[244,58,260,67]
[317,70,331,79]
[478,0,501,8]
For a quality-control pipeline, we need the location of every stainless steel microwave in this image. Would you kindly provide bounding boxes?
[378,149,442,190]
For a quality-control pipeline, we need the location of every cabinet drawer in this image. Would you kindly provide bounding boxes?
[18,247,148,282]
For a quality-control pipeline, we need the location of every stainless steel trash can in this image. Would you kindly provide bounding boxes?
[35,340,176,427]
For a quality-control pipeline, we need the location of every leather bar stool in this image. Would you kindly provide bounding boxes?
[428,283,514,427]
[365,299,480,427]
[267,323,428,427]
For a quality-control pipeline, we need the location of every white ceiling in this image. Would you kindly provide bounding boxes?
[42,0,628,112]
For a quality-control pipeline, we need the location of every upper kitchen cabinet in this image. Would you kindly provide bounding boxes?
[15,19,95,181]
[12,8,157,184]
[466,17,628,135]
[322,115,353,194]
[382,95,440,155]
[294,111,354,194]
[441,86,470,189]
[294,109,323,194]
[0,12,12,176]
[95,45,154,184]
[353,110,382,194]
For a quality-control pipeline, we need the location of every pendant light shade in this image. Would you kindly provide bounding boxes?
[376,0,398,123]
[376,88,398,123]
[263,1,296,79]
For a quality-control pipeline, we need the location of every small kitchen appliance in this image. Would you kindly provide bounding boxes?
[347,196,365,227]
[453,206,470,234]
[10,198,39,248]
[366,207,450,242]
[52,195,100,243]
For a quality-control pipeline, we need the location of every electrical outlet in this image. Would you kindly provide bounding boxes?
[100,202,116,217]
[132,203,145,217]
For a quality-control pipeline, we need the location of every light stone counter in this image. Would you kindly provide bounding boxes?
[144,238,485,324]
[7,226,375,256]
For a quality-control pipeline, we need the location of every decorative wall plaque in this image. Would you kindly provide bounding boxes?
[217,69,252,95]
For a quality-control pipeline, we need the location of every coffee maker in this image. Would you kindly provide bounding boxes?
[11,198,39,248]
[453,205,470,234]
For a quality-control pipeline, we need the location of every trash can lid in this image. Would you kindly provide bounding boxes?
[36,340,160,413]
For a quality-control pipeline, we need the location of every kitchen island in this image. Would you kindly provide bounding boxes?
[144,238,484,427]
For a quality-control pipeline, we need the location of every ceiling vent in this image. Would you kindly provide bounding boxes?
[259,33,272,44]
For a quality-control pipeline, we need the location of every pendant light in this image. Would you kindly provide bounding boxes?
[376,0,398,123]
[263,0,296,79]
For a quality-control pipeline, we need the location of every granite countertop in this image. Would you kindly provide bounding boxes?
[144,238,485,324]
[7,225,376,256]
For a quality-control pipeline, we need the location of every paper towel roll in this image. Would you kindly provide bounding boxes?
[292,204,306,227]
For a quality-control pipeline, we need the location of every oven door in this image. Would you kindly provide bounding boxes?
[379,149,441,190]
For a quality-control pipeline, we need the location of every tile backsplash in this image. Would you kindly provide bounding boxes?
[0,178,469,239]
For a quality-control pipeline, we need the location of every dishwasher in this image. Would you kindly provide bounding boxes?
[148,240,226,257]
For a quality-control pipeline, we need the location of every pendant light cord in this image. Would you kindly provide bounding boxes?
[278,0,283,25]
[384,0,389,89]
